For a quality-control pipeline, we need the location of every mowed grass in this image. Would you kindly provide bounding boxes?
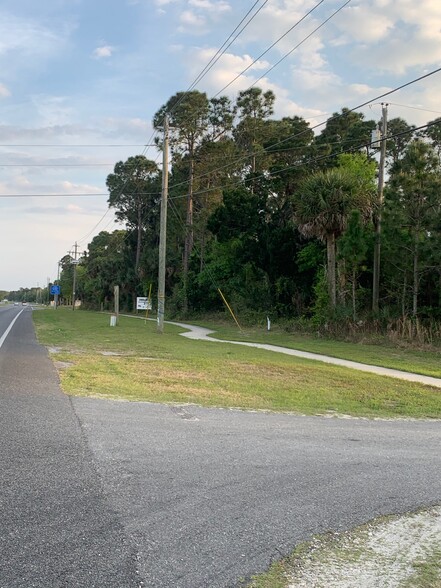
[33,309,441,418]
[203,321,441,378]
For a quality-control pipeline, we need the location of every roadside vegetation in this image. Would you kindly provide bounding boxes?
[10,90,441,354]
[33,309,441,419]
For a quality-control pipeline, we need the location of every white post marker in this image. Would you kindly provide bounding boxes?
[267,316,271,331]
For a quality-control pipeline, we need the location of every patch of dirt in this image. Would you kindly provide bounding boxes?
[288,507,441,588]
[48,347,62,354]
[54,361,74,370]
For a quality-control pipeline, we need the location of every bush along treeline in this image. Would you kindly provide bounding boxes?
[57,88,441,344]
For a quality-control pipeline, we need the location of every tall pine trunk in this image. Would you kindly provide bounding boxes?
[412,239,419,317]
[135,198,142,272]
[326,233,336,310]
[182,152,195,314]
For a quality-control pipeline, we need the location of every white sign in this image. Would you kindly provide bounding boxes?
[136,297,152,310]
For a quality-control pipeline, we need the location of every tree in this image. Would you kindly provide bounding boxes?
[80,230,133,310]
[338,210,370,320]
[424,118,441,162]
[385,140,441,316]
[154,91,210,312]
[385,117,415,165]
[295,155,376,310]
[234,87,275,174]
[106,156,160,273]
[314,108,375,165]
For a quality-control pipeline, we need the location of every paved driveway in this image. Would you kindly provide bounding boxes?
[74,398,441,587]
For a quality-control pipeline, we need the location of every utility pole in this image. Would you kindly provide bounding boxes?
[372,103,388,315]
[54,260,60,309]
[71,242,79,311]
[157,116,169,334]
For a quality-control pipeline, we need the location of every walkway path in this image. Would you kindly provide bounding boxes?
[168,321,441,389]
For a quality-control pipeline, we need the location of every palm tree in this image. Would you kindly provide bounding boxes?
[296,166,375,309]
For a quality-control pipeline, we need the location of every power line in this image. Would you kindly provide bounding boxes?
[166,119,441,203]
[0,193,109,197]
[61,121,441,293]
[250,0,351,90]
[76,208,113,244]
[386,102,441,116]
[0,163,116,167]
[7,70,439,202]
[179,66,441,192]
[214,0,329,97]
[0,144,151,147]
[184,0,269,94]
[163,0,269,121]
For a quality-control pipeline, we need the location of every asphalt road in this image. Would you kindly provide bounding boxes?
[1,307,440,587]
[0,307,140,588]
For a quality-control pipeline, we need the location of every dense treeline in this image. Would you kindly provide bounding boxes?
[34,89,441,339]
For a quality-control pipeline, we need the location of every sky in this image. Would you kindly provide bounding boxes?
[1,0,441,291]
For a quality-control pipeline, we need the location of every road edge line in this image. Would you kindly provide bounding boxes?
[0,309,25,350]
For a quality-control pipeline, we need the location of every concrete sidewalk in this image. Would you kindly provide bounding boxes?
[168,321,441,389]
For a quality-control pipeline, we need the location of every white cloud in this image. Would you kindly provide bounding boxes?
[179,10,206,30]
[31,95,75,126]
[0,10,72,81]
[0,83,10,97]
[59,181,104,195]
[92,45,115,59]
[188,0,231,14]
[334,0,441,73]
[185,47,270,94]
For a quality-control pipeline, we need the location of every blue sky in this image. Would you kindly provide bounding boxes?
[1,0,441,291]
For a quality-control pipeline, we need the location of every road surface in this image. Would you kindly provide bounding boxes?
[1,307,440,587]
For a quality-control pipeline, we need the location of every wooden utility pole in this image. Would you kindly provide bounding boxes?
[114,285,120,323]
[71,242,79,311]
[372,103,388,314]
[157,116,169,334]
[54,260,60,309]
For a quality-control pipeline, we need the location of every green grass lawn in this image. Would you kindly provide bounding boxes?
[33,309,441,419]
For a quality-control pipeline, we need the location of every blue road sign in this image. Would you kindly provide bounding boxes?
[50,285,61,295]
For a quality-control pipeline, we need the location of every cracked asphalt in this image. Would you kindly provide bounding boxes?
[1,307,440,587]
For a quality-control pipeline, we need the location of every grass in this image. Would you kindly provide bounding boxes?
[201,320,441,378]
[32,308,441,419]
[403,547,441,588]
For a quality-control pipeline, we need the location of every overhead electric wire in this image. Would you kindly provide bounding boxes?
[386,102,441,116]
[0,193,109,198]
[0,163,116,167]
[250,0,351,89]
[183,0,269,94]
[59,119,441,279]
[214,0,328,97]
[170,65,441,193]
[76,208,113,245]
[0,144,150,147]
[3,69,441,202]
[165,118,441,204]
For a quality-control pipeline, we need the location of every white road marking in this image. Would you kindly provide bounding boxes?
[0,309,25,350]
